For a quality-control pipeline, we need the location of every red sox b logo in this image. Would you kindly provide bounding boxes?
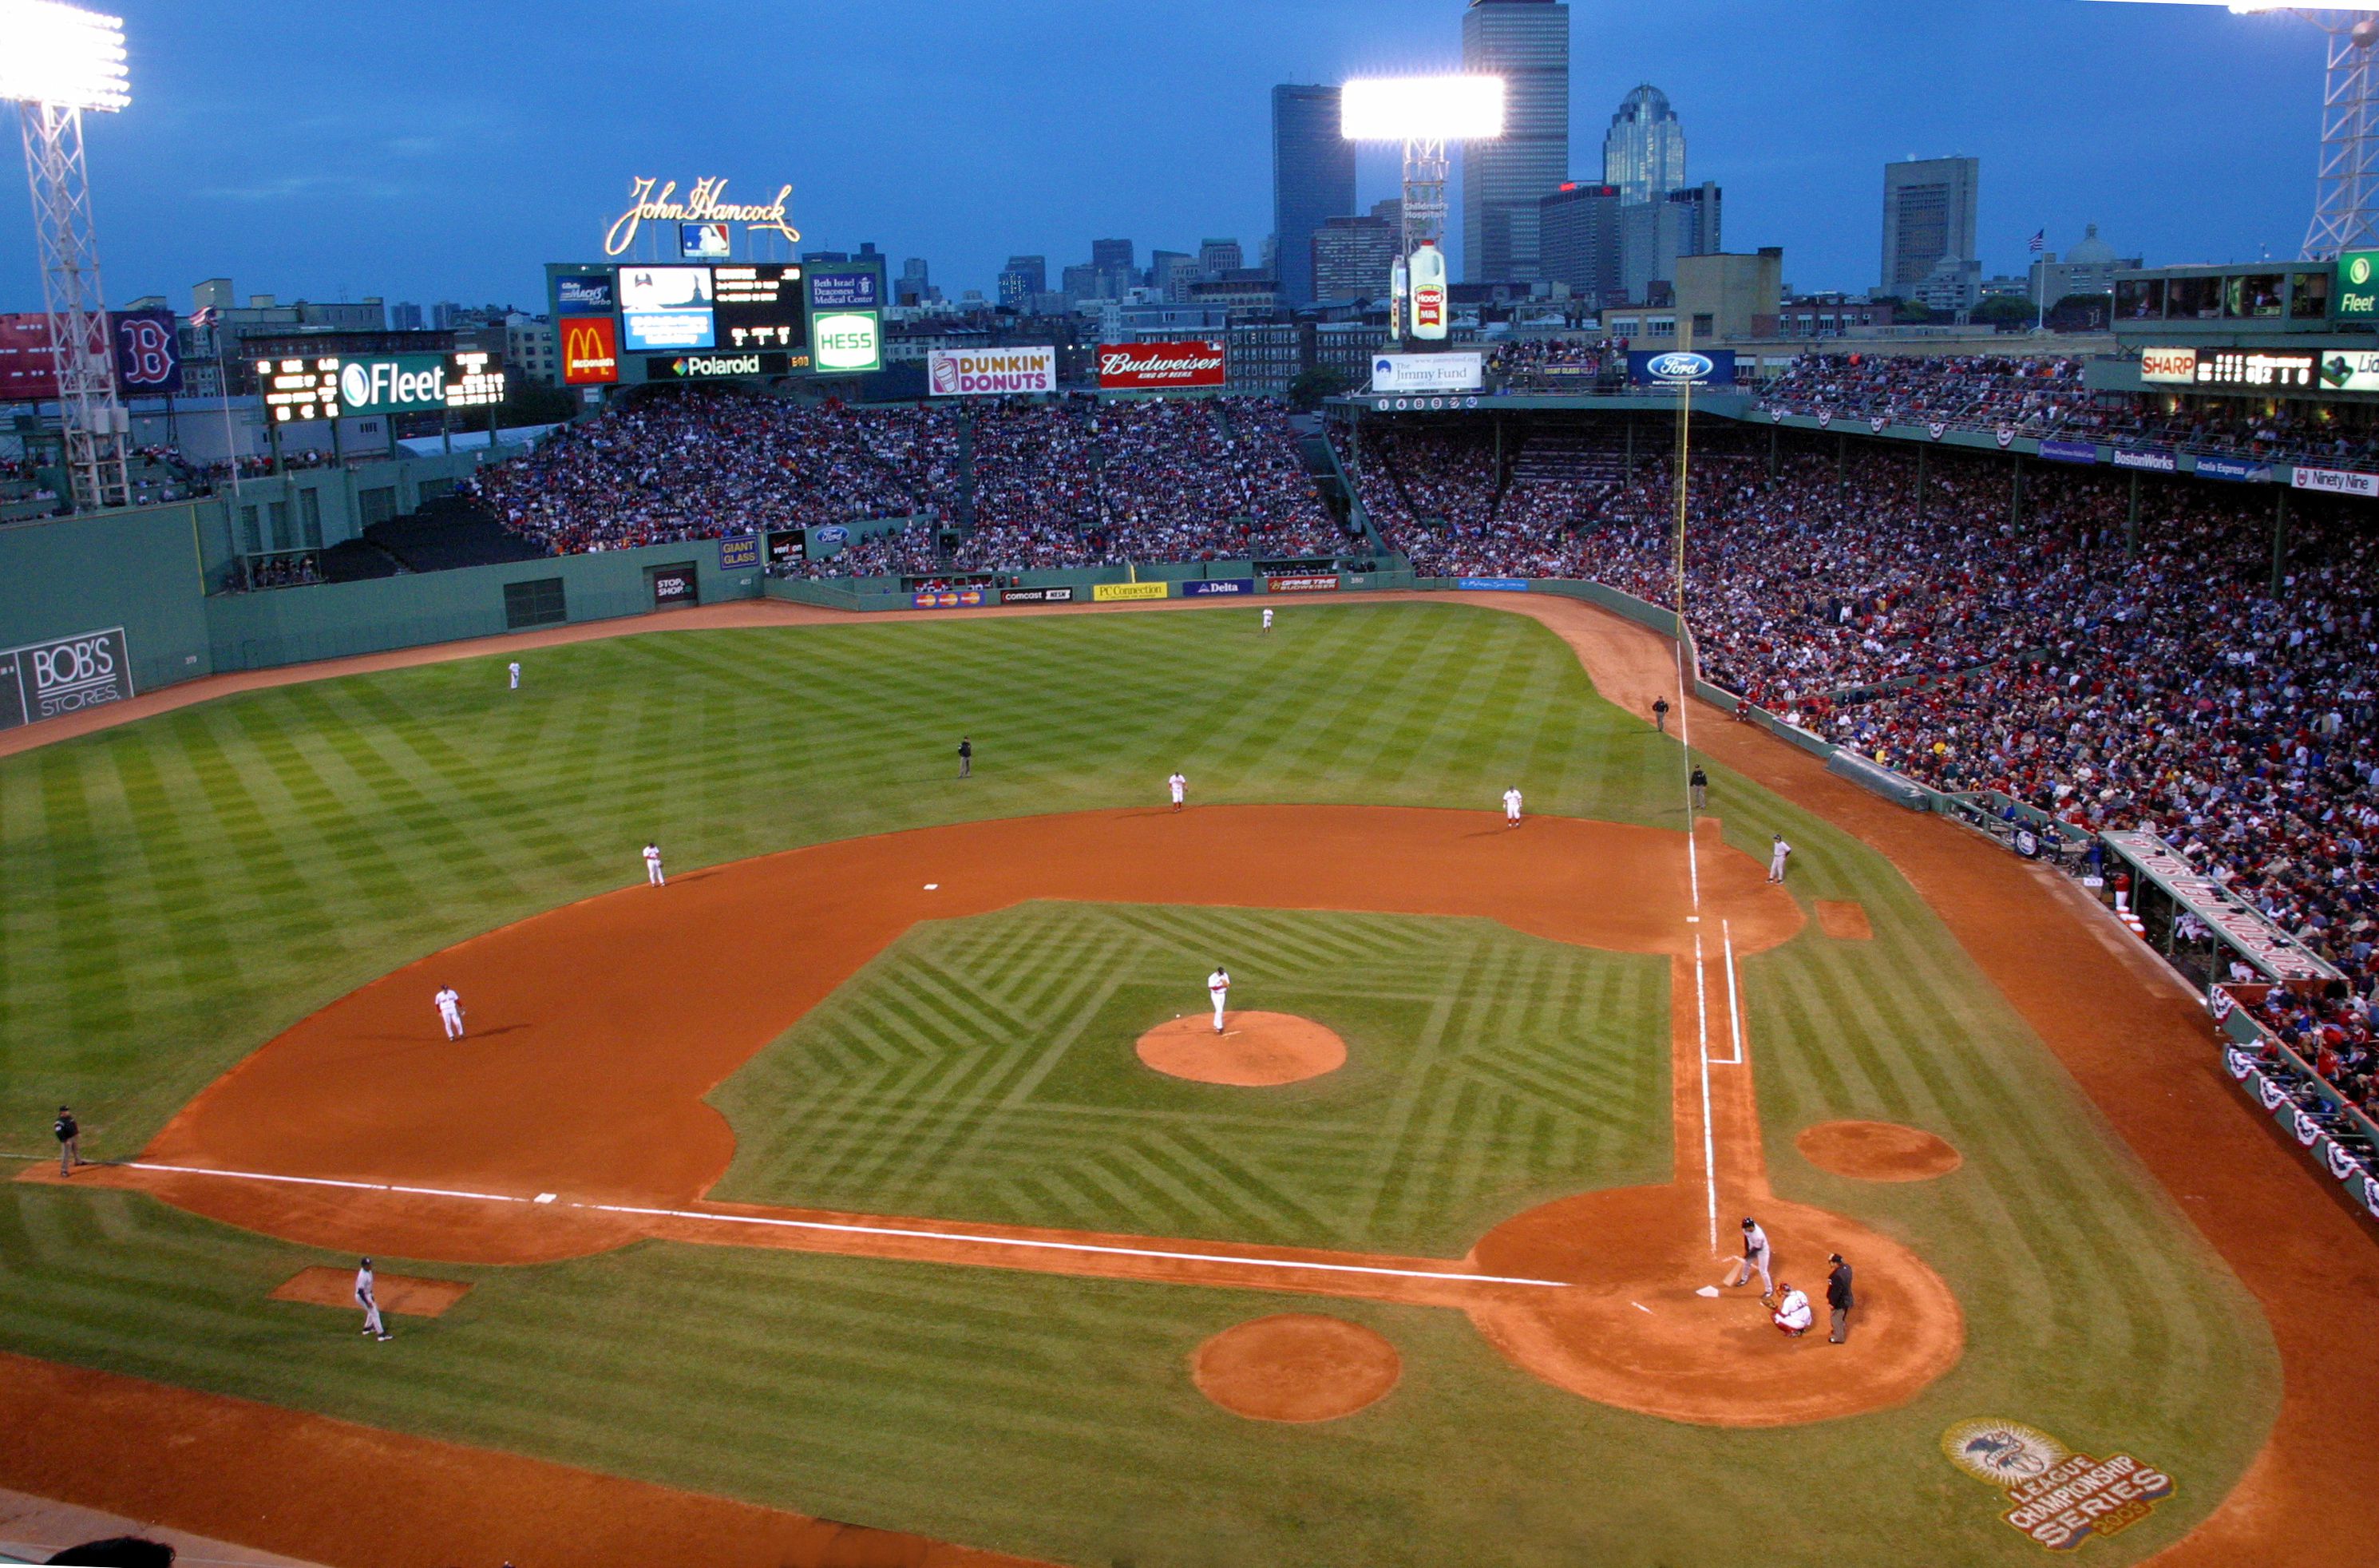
[114,314,178,388]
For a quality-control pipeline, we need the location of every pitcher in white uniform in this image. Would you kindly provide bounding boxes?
[1207,965,1230,1033]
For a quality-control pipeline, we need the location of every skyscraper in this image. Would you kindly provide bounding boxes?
[1271,84,1356,306]
[998,255,1047,311]
[1668,180,1722,257]
[1310,214,1399,302]
[1198,238,1243,276]
[1460,0,1570,285]
[1881,156,1979,295]
[1601,85,1686,206]
[1538,183,1624,303]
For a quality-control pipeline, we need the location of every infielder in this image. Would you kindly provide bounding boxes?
[1728,1215,1775,1298]
[1261,608,1273,634]
[508,661,521,691]
[1207,964,1231,1033]
[1771,1281,1814,1337]
[434,984,465,1040]
[1768,835,1793,884]
[356,1256,392,1340]
[53,1106,83,1177]
[643,841,665,886]
[1502,786,1524,827]
[1168,772,1187,811]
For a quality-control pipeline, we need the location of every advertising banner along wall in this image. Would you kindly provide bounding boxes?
[929,347,1058,397]
[1627,349,1737,388]
[0,311,184,401]
[1098,341,1226,390]
[0,627,133,732]
[1369,352,1483,394]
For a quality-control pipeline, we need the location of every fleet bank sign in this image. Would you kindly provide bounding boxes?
[0,626,133,732]
[338,354,451,415]
[2337,250,2379,321]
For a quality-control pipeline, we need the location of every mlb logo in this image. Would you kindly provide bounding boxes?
[680,223,730,259]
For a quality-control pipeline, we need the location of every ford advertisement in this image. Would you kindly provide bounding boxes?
[1627,349,1736,388]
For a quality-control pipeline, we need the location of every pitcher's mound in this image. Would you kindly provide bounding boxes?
[1797,1120,1962,1182]
[1137,1011,1346,1086]
[1193,1314,1400,1422]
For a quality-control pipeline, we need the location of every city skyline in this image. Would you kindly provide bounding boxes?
[0,0,2336,312]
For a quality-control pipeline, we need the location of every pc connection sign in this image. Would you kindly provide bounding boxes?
[0,627,133,732]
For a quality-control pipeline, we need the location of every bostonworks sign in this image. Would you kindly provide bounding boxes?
[1098,340,1225,390]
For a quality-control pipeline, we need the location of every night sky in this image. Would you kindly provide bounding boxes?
[0,0,2330,311]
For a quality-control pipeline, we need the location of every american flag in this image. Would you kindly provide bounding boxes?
[2028,229,2045,254]
[190,306,219,328]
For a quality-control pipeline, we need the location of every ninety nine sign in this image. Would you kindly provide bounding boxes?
[604,177,799,257]
[2290,463,2379,499]
[1098,340,1226,390]
[929,347,1057,397]
[0,627,133,732]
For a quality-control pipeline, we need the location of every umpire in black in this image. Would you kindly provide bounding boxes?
[1827,1252,1855,1344]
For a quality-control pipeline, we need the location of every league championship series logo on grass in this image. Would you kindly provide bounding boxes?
[1942,1419,2175,1551]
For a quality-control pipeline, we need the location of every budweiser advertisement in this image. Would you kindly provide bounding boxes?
[928,346,1057,397]
[1097,340,1225,391]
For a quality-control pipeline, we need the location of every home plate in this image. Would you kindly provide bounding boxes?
[1695,1285,1721,1297]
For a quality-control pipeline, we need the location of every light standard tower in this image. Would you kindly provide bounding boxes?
[1341,77,1505,346]
[2,1,132,512]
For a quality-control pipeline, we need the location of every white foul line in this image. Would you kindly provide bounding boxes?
[1693,932,1717,1253]
[97,1161,1572,1292]
[1712,918,1745,1067]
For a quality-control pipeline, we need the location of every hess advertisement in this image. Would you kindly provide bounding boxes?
[1098,340,1225,390]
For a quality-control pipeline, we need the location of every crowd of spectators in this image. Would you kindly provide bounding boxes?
[469,386,944,554]
[1359,418,2379,1118]
[1757,351,2379,469]
[237,552,323,590]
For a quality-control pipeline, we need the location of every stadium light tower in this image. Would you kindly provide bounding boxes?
[1342,76,1503,343]
[2096,2,2379,258]
[2,1,132,513]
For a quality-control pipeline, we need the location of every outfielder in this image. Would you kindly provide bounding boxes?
[1502,786,1524,827]
[508,661,521,691]
[356,1256,392,1341]
[1768,835,1792,885]
[1261,608,1273,634]
[1207,964,1230,1033]
[1168,772,1187,811]
[643,841,665,886]
[434,984,465,1040]
[1728,1216,1775,1298]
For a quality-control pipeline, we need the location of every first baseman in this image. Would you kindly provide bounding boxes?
[356,1256,392,1341]
[1731,1216,1775,1297]
[1207,964,1231,1033]
[1768,835,1792,884]
[1168,772,1187,811]
[434,984,465,1040]
[1502,786,1524,827]
[643,841,665,886]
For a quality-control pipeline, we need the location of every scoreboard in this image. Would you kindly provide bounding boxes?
[547,256,883,386]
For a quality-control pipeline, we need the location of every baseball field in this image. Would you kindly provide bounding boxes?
[1,593,2366,1566]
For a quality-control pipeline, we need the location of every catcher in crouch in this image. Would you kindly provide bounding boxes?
[1771,1281,1814,1336]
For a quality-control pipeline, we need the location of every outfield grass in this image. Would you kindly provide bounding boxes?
[0,602,1671,1159]
[0,601,2279,1566]
[711,901,1672,1254]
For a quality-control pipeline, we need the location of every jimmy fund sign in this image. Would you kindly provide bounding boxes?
[0,626,134,732]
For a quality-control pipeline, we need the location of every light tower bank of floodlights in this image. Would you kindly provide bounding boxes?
[1,0,132,512]
[1340,76,1503,346]
[2096,1,2379,258]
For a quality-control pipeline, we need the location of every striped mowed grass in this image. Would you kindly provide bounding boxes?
[0,601,2275,1565]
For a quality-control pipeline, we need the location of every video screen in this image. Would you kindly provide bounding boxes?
[713,263,808,355]
[619,266,715,351]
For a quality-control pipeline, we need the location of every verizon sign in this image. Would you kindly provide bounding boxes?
[928,346,1057,397]
[1098,339,1225,390]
